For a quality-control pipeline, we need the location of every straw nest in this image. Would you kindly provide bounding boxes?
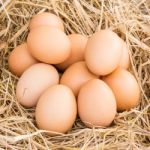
[0,0,150,149]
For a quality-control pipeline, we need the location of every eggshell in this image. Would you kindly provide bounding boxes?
[8,43,38,76]
[102,68,140,111]
[35,84,77,134]
[16,63,59,107]
[60,61,98,97]
[29,12,64,31]
[85,30,123,76]
[78,79,116,128]
[119,41,130,69]
[27,26,71,64]
[56,34,88,70]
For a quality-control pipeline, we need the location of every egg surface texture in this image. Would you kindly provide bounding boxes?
[35,84,77,134]
[78,79,116,128]
[119,41,130,69]
[27,26,71,64]
[60,61,98,97]
[29,12,64,31]
[16,63,59,107]
[85,30,123,75]
[8,43,38,76]
[102,68,140,111]
[56,34,88,70]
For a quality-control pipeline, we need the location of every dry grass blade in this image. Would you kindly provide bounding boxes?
[0,0,150,149]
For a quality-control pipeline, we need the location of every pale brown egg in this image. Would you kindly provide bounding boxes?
[56,34,88,70]
[8,43,38,76]
[29,12,64,31]
[102,68,140,111]
[27,26,71,64]
[78,79,116,128]
[85,30,123,76]
[16,63,59,107]
[60,61,98,97]
[35,84,77,134]
[119,41,130,69]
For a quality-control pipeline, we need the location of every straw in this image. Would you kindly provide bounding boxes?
[0,0,150,149]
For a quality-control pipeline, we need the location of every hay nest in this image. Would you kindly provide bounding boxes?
[0,0,150,149]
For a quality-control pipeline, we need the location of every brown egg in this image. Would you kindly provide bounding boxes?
[102,68,140,111]
[78,79,116,128]
[29,12,64,31]
[60,61,98,97]
[16,63,59,107]
[27,26,71,64]
[56,34,88,70]
[8,43,38,76]
[119,41,130,69]
[85,30,123,76]
[35,84,77,134]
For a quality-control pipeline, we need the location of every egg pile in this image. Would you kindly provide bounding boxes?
[8,12,140,134]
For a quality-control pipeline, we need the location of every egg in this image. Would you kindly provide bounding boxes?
[56,34,88,70]
[85,30,123,76]
[78,79,116,128]
[60,61,98,97]
[8,43,38,76]
[16,63,59,107]
[35,84,77,134]
[29,12,64,31]
[119,41,130,69]
[102,68,140,111]
[27,26,71,64]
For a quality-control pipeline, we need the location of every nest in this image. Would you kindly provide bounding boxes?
[0,0,150,149]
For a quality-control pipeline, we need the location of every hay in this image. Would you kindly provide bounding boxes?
[0,0,150,149]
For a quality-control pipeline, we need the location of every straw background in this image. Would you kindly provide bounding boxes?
[0,0,150,149]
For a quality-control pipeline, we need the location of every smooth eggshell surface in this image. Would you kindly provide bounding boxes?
[16,63,59,107]
[119,41,130,69]
[29,12,64,31]
[27,26,71,64]
[102,68,140,111]
[85,30,123,76]
[60,61,98,97]
[78,79,117,128]
[8,43,38,76]
[56,34,88,70]
[35,84,77,134]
